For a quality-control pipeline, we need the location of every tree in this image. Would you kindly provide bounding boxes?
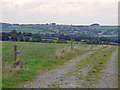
[10,30,17,35]
[17,32,22,35]
[24,36,30,42]
[59,33,65,39]
[2,32,9,41]
[32,33,42,42]
[64,35,71,40]
[10,34,18,41]
[18,34,24,41]
[28,33,32,37]
[10,30,18,41]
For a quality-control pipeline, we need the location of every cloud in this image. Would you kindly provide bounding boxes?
[2,0,119,2]
[1,1,118,25]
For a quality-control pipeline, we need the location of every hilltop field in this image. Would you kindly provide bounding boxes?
[2,41,118,88]
[1,23,118,37]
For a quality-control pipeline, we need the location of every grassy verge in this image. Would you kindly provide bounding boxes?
[118,46,120,89]
[73,46,117,87]
[0,42,2,89]
[2,41,108,88]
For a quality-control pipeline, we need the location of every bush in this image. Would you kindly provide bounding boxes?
[57,39,67,43]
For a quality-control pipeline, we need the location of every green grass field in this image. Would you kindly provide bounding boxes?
[99,35,118,37]
[0,41,2,89]
[2,41,109,88]
[118,47,120,89]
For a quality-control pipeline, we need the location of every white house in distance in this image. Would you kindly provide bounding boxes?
[98,32,103,35]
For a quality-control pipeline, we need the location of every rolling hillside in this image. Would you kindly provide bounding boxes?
[0,22,118,37]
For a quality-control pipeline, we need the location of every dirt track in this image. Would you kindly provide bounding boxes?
[93,47,118,88]
[20,46,118,88]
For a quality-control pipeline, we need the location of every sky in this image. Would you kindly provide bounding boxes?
[1,0,119,25]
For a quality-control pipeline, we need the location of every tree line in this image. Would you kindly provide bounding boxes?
[2,30,42,42]
[1,30,118,45]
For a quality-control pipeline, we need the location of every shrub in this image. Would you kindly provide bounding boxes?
[56,39,67,43]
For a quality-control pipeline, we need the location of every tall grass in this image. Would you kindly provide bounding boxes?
[118,47,120,89]
[0,41,2,89]
[2,41,108,88]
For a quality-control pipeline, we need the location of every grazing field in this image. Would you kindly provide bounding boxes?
[118,47,120,89]
[2,41,108,88]
[0,41,2,89]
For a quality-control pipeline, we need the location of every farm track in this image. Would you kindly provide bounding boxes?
[20,46,118,88]
[93,47,118,88]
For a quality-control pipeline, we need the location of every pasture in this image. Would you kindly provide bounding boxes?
[0,41,2,89]
[2,41,108,88]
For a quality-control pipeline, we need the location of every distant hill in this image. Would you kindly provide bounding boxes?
[0,22,118,37]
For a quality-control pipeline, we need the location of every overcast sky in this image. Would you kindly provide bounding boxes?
[1,0,119,25]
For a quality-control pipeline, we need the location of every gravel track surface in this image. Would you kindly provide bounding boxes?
[20,51,96,88]
[20,46,118,88]
[93,47,118,88]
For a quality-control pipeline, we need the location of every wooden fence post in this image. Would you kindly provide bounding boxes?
[14,45,17,62]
